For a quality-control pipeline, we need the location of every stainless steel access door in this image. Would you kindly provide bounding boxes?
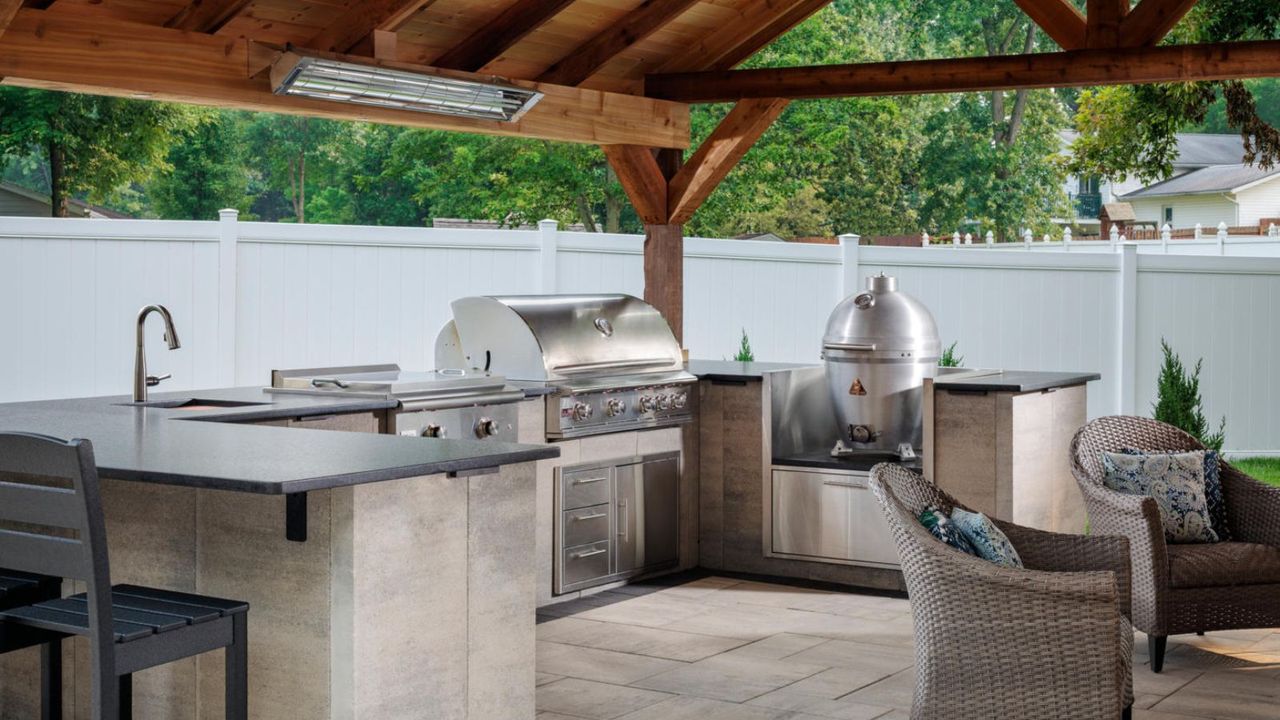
[614,454,679,575]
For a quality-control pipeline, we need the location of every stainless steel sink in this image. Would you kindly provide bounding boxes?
[119,398,270,410]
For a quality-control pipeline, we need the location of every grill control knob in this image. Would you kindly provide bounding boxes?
[639,395,656,413]
[572,402,593,421]
[657,395,672,411]
[475,417,500,438]
[672,393,687,409]
[605,398,627,417]
[421,423,446,438]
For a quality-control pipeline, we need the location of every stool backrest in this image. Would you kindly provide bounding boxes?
[0,431,118,716]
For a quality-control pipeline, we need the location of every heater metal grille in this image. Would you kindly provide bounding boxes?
[274,56,544,123]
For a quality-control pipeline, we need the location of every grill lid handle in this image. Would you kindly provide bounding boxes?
[822,342,878,352]
[551,357,676,374]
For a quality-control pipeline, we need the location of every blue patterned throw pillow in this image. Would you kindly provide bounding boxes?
[950,508,1024,568]
[918,505,978,556]
[1123,448,1230,541]
[1101,451,1218,544]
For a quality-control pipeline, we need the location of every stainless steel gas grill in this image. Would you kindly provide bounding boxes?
[439,294,691,597]
[437,294,696,439]
[267,364,525,440]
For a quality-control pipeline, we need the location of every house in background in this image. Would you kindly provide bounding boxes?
[0,181,131,219]
[1121,164,1280,229]
[1061,132,1280,231]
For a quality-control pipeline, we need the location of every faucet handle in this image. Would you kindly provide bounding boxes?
[146,374,172,387]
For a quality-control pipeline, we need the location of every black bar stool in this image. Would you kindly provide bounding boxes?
[0,568,63,719]
[0,432,249,720]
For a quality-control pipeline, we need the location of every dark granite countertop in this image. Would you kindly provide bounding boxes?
[686,360,817,382]
[932,370,1101,393]
[774,450,923,474]
[0,387,558,495]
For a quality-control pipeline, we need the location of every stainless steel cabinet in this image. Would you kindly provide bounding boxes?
[771,468,899,568]
[555,452,680,594]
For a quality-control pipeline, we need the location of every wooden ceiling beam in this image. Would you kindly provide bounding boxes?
[705,0,832,71]
[1122,0,1199,47]
[307,0,436,55]
[1011,0,1086,50]
[667,98,788,223]
[432,0,578,72]
[0,0,20,42]
[0,9,690,148]
[654,0,829,74]
[602,145,669,224]
[1086,0,1129,48]
[538,0,701,86]
[646,39,1280,103]
[164,0,253,33]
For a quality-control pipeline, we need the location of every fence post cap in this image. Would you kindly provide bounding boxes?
[538,219,559,229]
[218,208,239,220]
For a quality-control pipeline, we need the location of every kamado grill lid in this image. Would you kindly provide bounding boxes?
[822,274,941,358]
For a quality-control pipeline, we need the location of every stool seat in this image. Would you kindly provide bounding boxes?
[0,585,249,643]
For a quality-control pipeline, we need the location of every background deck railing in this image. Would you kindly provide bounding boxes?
[3,212,1279,454]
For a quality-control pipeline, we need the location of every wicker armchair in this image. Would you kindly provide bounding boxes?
[1071,416,1280,672]
[870,463,1133,720]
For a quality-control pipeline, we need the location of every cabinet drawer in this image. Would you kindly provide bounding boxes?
[561,540,610,588]
[561,467,611,510]
[563,504,610,548]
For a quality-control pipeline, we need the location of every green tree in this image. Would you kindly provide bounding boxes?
[1153,339,1226,451]
[243,114,343,223]
[148,112,249,220]
[1069,0,1280,183]
[0,88,195,216]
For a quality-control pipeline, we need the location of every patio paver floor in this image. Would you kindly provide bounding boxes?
[536,575,1280,720]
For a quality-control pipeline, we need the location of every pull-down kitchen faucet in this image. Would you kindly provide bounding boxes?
[134,304,181,402]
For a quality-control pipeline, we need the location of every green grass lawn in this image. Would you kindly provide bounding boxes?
[1229,457,1280,487]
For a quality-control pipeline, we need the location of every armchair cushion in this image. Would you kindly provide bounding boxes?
[918,505,978,556]
[1168,541,1280,588]
[1124,448,1230,540]
[950,507,1024,568]
[1101,451,1219,544]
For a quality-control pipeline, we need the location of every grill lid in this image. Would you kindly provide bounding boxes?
[822,274,941,358]
[440,294,688,384]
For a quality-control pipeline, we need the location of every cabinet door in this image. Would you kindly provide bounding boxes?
[771,470,851,560]
[614,456,680,575]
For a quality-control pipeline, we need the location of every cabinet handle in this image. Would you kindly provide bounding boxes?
[822,480,865,488]
[571,476,606,485]
[573,512,608,521]
[618,498,629,540]
[570,548,607,559]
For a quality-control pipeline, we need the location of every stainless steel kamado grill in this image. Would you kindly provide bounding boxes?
[437,294,695,439]
[822,274,940,454]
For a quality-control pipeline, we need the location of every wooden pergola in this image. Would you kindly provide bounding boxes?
[1,0,1278,341]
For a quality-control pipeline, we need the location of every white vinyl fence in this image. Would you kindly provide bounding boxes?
[3,212,1280,454]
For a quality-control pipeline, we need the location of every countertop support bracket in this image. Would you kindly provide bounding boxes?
[286,492,307,542]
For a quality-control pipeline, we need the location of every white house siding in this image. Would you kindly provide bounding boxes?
[1128,194,1239,229]
[1235,181,1280,226]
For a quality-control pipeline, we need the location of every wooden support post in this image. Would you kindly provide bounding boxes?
[644,223,684,346]
[1122,0,1199,47]
[1087,0,1129,48]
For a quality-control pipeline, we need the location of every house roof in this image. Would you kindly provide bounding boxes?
[0,181,132,219]
[1102,202,1136,221]
[1121,164,1280,199]
[1062,132,1247,168]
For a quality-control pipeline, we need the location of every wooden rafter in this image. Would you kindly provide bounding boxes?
[1086,0,1129,48]
[307,0,436,55]
[0,9,690,148]
[1122,0,1199,47]
[538,0,701,86]
[165,0,253,33]
[654,0,831,74]
[646,39,1280,102]
[433,0,578,72]
[667,98,789,223]
[0,0,20,41]
[602,145,668,224]
[1011,0,1086,51]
